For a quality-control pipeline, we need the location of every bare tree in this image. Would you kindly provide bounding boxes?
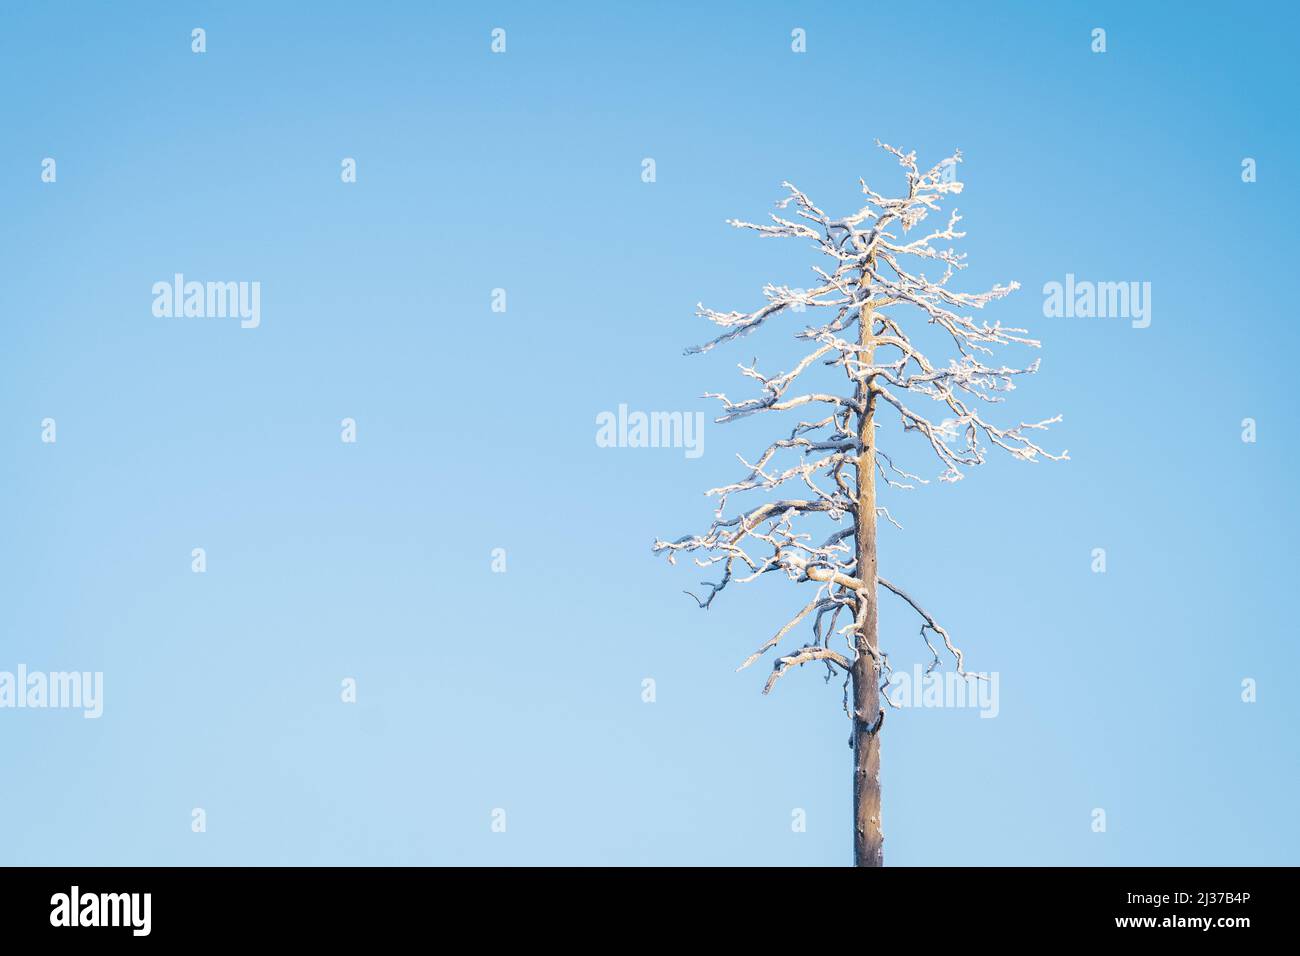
[653,143,1066,867]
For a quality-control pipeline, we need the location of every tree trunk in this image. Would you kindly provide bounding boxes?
[852,299,883,867]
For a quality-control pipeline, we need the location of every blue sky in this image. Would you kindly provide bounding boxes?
[1,1,1296,865]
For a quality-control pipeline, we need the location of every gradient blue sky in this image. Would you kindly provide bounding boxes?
[1,1,1296,866]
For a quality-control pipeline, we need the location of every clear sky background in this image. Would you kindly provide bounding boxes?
[1,1,1296,866]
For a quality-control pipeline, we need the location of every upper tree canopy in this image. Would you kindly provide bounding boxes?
[653,143,1066,697]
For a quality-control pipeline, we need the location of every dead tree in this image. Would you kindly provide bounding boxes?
[653,143,1066,867]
